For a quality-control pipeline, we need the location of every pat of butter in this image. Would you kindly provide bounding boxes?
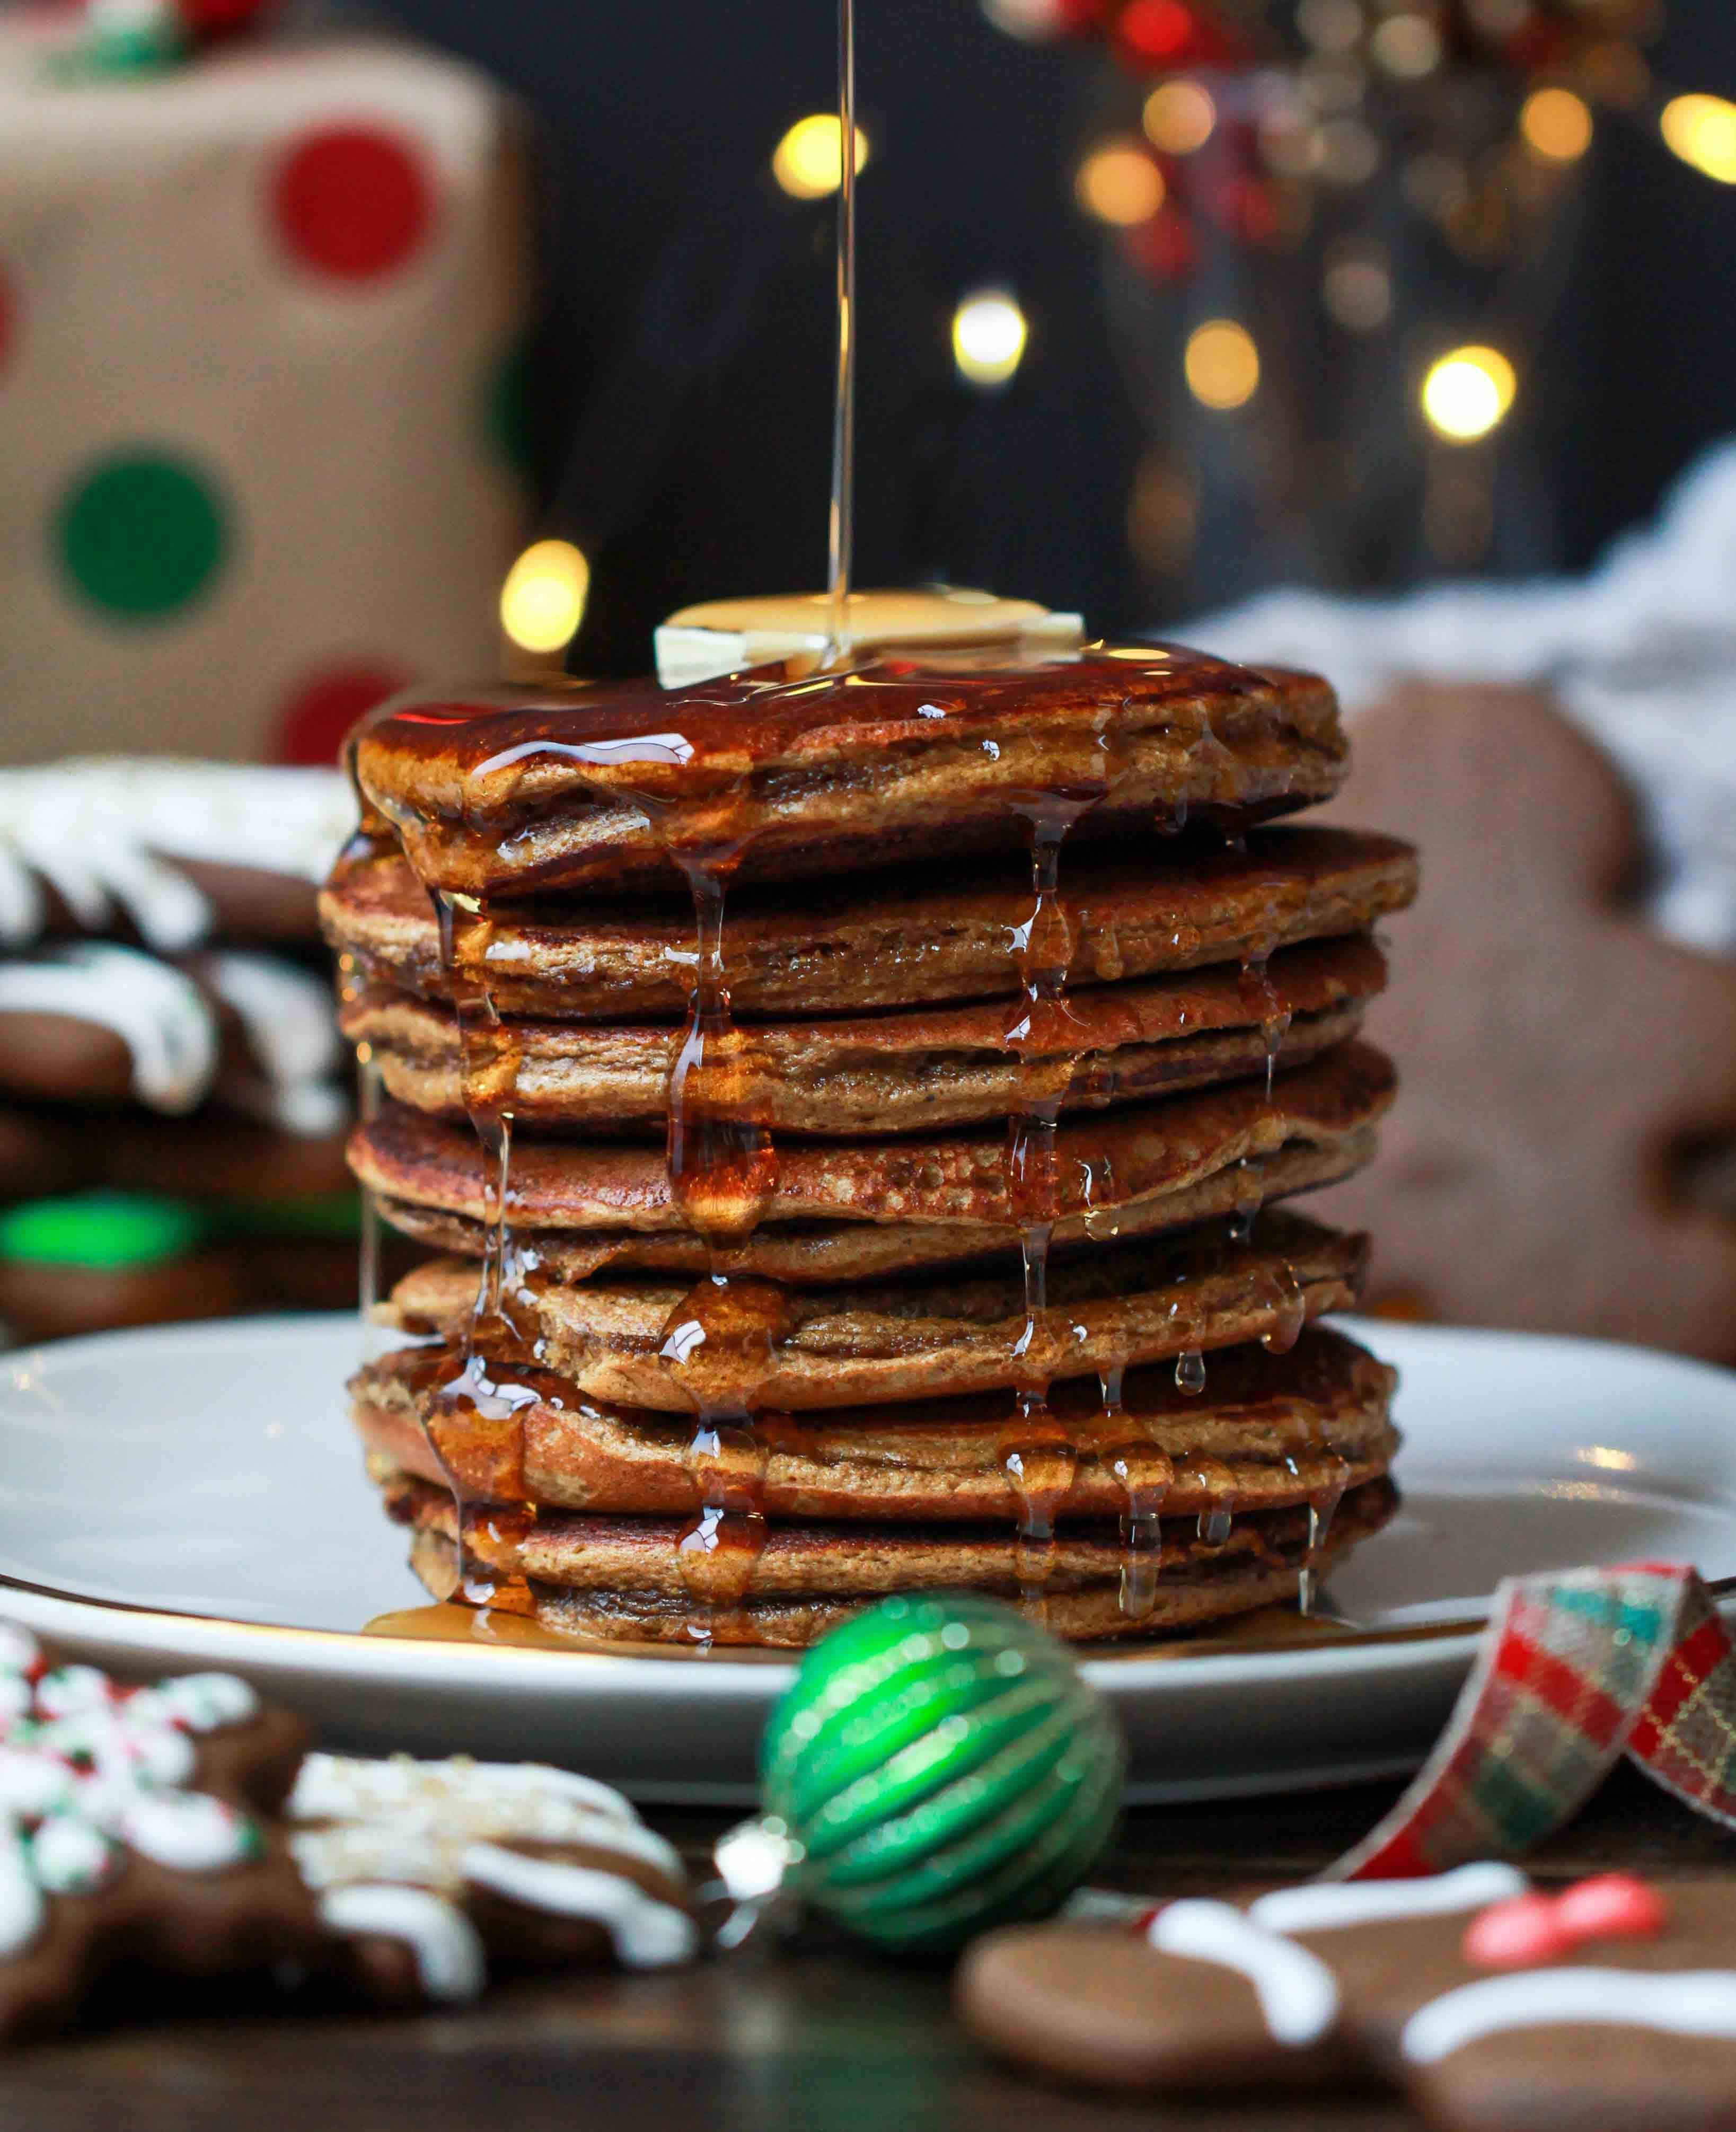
[655,587,1085,689]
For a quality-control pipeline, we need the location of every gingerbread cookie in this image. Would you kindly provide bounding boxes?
[958,1863,1736,2128]
[1314,683,1736,1358]
[0,1623,312,2043]
[0,1627,698,2043]
[286,1752,700,2002]
[0,942,345,1131]
[0,759,353,952]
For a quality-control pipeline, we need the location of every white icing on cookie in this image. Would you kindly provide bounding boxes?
[1150,1900,1340,2047]
[121,1793,258,1873]
[0,759,354,949]
[1403,1970,1736,2064]
[315,1884,487,2005]
[0,945,218,1113]
[287,1752,695,1986]
[1249,1864,1531,1937]
[287,1755,683,1884]
[461,1844,700,1969]
[29,1814,115,1895]
[201,952,343,1138]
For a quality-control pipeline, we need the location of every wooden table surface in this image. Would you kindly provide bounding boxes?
[4,1759,1731,2132]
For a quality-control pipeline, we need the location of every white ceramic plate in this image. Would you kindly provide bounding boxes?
[2,1312,1733,1804]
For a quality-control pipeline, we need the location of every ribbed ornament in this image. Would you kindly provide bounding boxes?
[755,1594,1126,1953]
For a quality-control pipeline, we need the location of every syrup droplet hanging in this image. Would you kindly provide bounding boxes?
[418,883,545,1612]
[1000,789,1100,1617]
[659,846,785,1642]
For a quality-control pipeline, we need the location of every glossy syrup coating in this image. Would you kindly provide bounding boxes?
[347,644,1348,897]
[336,629,1399,1645]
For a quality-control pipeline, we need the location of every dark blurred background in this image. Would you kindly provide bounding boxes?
[382,0,1736,668]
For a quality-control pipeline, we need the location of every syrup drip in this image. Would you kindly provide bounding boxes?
[824,0,857,665]
[658,849,788,1645]
[1090,1362,1173,1621]
[1000,792,1100,1614]
[421,888,541,1609]
[1297,1453,1353,1617]
[1175,1347,1206,1396]
[337,948,387,1353]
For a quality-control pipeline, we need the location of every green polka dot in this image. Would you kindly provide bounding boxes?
[57,452,229,621]
[484,334,534,480]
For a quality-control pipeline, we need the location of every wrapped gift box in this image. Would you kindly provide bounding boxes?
[0,16,529,764]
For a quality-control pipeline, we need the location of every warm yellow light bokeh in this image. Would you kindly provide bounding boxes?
[1184,320,1260,410]
[1074,140,1166,225]
[1421,347,1517,442]
[771,114,873,199]
[952,290,1028,387]
[1520,87,1593,164]
[500,540,591,654]
[1661,94,1736,184]
[1142,80,1217,156]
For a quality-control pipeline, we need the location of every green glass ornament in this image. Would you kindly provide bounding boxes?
[745,1593,1126,1954]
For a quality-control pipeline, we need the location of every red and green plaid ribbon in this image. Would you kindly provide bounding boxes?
[1330,1562,1736,1879]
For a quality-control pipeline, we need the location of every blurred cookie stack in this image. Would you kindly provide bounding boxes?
[329,593,1418,1646]
[0,759,362,1343]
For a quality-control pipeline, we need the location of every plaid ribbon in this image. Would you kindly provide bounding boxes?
[1330,1562,1736,1879]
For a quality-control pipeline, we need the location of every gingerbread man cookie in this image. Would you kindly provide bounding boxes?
[959,1863,1736,2130]
[0,1623,311,2042]
[286,1752,699,2003]
[1314,683,1736,1358]
[0,1627,697,2043]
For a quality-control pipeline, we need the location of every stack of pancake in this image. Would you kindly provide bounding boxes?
[324,609,1418,1646]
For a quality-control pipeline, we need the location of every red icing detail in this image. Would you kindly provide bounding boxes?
[1553,1873,1667,1942]
[1466,1876,1668,1971]
[272,662,411,766]
[270,126,434,283]
[1463,1893,1572,1971]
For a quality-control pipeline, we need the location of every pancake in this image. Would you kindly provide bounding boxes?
[341,935,1386,1136]
[350,1323,1397,1522]
[321,826,1417,1021]
[379,1209,1368,1409]
[349,648,1347,896]
[376,1470,1399,1645]
[375,1128,1373,1286]
[351,1042,1394,1246]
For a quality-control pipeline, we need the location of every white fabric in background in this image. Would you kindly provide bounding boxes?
[1185,439,1736,953]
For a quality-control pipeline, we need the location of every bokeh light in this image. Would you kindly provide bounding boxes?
[1184,320,1260,411]
[1142,81,1216,156]
[1370,12,1442,77]
[1074,140,1165,225]
[771,114,872,200]
[952,290,1028,387]
[1421,347,1517,443]
[1660,95,1736,186]
[500,539,590,653]
[1520,87,1593,164]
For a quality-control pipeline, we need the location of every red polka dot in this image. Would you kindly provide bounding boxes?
[0,268,15,378]
[272,663,411,765]
[270,127,433,284]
